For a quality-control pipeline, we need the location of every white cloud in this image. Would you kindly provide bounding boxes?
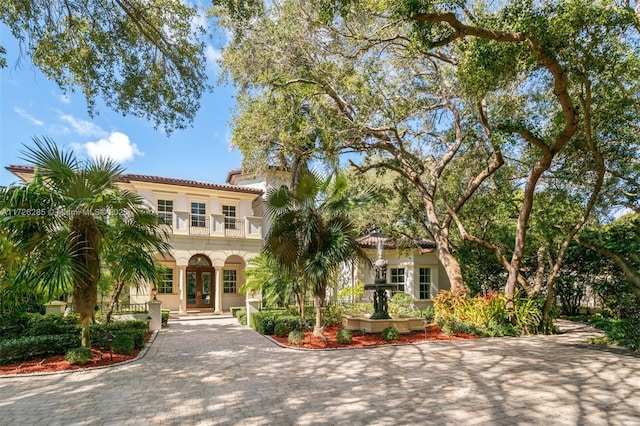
[205,45,222,71]
[14,107,44,126]
[59,94,70,104]
[57,112,108,138]
[75,132,143,163]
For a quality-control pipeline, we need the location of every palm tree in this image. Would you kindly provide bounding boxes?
[242,254,308,314]
[102,209,171,323]
[263,169,371,341]
[1,137,170,347]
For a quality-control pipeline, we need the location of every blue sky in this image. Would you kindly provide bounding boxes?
[0,18,243,188]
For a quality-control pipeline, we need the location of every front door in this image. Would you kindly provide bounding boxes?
[186,270,213,308]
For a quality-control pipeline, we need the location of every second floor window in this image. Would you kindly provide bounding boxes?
[191,202,206,227]
[157,200,173,226]
[222,205,236,229]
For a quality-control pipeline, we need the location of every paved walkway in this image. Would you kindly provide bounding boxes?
[1,318,639,426]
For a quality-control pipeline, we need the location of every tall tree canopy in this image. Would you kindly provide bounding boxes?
[1,0,209,132]
[214,0,640,318]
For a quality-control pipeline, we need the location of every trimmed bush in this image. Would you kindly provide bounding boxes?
[0,334,80,365]
[112,333,135,355]
[288,330,305,345]
[381,326,400,342]
[0,312,31,339]
[65,347,93,365]
[91,321,148,350]
[274,322,290,338]
[335,328,352,345]
[27,313,81,336]
[230,307,244,317]
[161,309,170,327]
[236,308,247,325]
[252,310,304,335]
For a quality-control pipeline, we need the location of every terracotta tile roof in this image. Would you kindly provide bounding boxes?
[5,165,263,195]
[357,231,436,250]
[121,173,263,194]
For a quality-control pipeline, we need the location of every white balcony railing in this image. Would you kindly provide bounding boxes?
[160,212,261,239]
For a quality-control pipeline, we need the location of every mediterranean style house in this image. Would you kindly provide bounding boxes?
[6,165,449,313]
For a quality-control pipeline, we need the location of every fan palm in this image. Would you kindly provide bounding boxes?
[1,137,170,347]
[263,169,371,341]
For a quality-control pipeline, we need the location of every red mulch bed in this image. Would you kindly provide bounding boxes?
[270,323,478,349]
[0,348,140,376]
[0,332,152,376]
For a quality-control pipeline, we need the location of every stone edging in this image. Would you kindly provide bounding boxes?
[0,329,160,379]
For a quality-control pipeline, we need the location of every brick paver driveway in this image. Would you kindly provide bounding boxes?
[1,317,639,425]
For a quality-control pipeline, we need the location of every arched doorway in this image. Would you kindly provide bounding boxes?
[186,254,214,309]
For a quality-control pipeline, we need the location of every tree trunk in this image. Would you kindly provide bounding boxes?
[505,161,551,308]
[105,279,126,323]
[313,286,327,343]
[71,214,101,348]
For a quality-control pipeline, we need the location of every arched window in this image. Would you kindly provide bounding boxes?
[188,255,211,267]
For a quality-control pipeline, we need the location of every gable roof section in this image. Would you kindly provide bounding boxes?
[5,165,263,196]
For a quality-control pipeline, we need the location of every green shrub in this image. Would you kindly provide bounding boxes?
[288,330,305,345]
[343,302,374,316]
[230,307,244,317]
[421,307,435,324]
[381,326,400,342]
[321,304,345,325]
[91,321,147,350]
[252,310,304,335]
[335,328,352,344]
[0,334,80,365]
[236,308,247,325]
[112,333,135,355]
[621,315,640,351]
[439,317,483,337]
[485,320,520,337]
[512,297,544,334]
[161,309,170,327]
[389,293,416,316]
[65,347,94,365]
[274,322,290,337]
[0,312,31,339]
[27,313,81,336]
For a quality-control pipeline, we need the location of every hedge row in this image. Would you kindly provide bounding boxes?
[0,314,149,364]
[90,321,148,351]
[251,310,305,335]
[0,312,80,340]
[0,334,81,365]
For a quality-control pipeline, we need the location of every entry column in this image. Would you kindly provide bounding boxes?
[214,268,222,314]
[178,265,187,314]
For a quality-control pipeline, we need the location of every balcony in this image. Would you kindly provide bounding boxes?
[224,218,245,238]
[162,212,262,239]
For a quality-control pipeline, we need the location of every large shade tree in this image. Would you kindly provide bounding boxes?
[214,0,640,320]
[263,169,370,340]
[0,138,170,347]
[1,0,209,132]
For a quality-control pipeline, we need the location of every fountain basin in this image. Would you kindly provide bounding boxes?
[342,315,426,334]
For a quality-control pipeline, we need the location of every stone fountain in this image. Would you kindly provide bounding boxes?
[342,235,425,334]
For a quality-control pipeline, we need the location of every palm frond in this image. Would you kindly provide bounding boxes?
[20,137,78,183]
